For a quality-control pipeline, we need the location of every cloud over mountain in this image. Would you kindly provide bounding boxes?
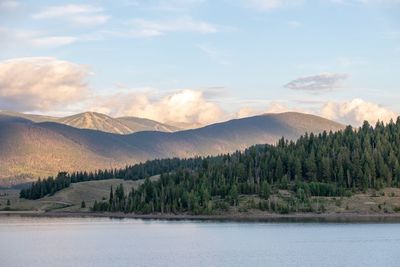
[321,98,398,125]
[0,57,89,112]
[91,89,225,128]
[0,57,397,128]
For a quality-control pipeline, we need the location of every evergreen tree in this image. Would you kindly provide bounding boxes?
[260,181,271,200]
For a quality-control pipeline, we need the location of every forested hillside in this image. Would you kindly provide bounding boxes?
[21,119,400,215]
[1,112,343,185]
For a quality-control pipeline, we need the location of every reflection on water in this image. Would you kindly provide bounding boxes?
[0,216,399,267]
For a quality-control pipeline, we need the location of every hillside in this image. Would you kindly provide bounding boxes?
[0,111,179,134]
[0,112,344,186]
[0,116,135,186]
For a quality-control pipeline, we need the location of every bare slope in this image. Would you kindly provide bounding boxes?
[0,178,158,212]
[0,112,345,185]
[59,112,179,134]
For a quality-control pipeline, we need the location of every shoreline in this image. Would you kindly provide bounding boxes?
[2,211,400,223]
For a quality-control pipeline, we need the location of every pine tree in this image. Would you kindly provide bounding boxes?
[260,181,271,200]
[229,185,239,206]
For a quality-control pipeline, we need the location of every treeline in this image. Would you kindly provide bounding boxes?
[20,172,70,199]
[20,158,204,199]
[92,119,400,214]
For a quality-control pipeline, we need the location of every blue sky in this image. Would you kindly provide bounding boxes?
[0,0,399,127]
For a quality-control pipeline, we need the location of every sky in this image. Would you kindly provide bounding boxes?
[0,0,399,127]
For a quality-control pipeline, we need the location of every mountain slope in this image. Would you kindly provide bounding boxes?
[0,111,179,134]
[0,116,140,186]
[58,112,180,134]
[0,112,345,186]
[0,110,58,123]
[117,116,180,132]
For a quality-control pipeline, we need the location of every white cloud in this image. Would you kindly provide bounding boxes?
[130,16,218,37]
[235,99,399,127]
[284,72,349,91]
[32,4,110,26]
[236,102,306,118]
[236,107,259,118]
[150,0,206,11]
[0,27,78,48]
[332,0,400,4]
[246,0,285,9]
[91,89,225,128]
[244,0,303,10]
[321,98,398,126]
[123,0,205,10]
[266,102,294,113]
[30,36,78,47]
[0,57,89,112]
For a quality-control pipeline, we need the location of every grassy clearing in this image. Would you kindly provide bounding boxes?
[225,188,400,215]
[0,177,159,212]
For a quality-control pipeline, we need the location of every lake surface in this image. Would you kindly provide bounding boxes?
[0,216,399,267]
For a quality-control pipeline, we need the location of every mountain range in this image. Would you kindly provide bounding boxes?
[0,111,179,134]
[0,111,345,186]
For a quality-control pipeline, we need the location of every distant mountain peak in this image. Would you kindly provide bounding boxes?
[0,110,179,135]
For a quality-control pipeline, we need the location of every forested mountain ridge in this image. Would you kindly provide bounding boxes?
[21,119,400,215]
[0,112,343,186]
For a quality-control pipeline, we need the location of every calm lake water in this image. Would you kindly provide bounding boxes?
[0,216,399,267]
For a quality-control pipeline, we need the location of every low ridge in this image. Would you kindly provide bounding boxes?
[0,110,179,134]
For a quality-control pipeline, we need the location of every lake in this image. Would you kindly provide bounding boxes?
[0,216,399,267]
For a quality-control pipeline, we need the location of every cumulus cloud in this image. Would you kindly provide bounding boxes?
[32,4,110,26]
[130,16,219,37]
[0,57,89,112]
[321,98,398,126]
[265,102,294,113]
[233,98,399,127]
[284,73,349,91]
[236,107,259,118]
[91,89,225,128]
